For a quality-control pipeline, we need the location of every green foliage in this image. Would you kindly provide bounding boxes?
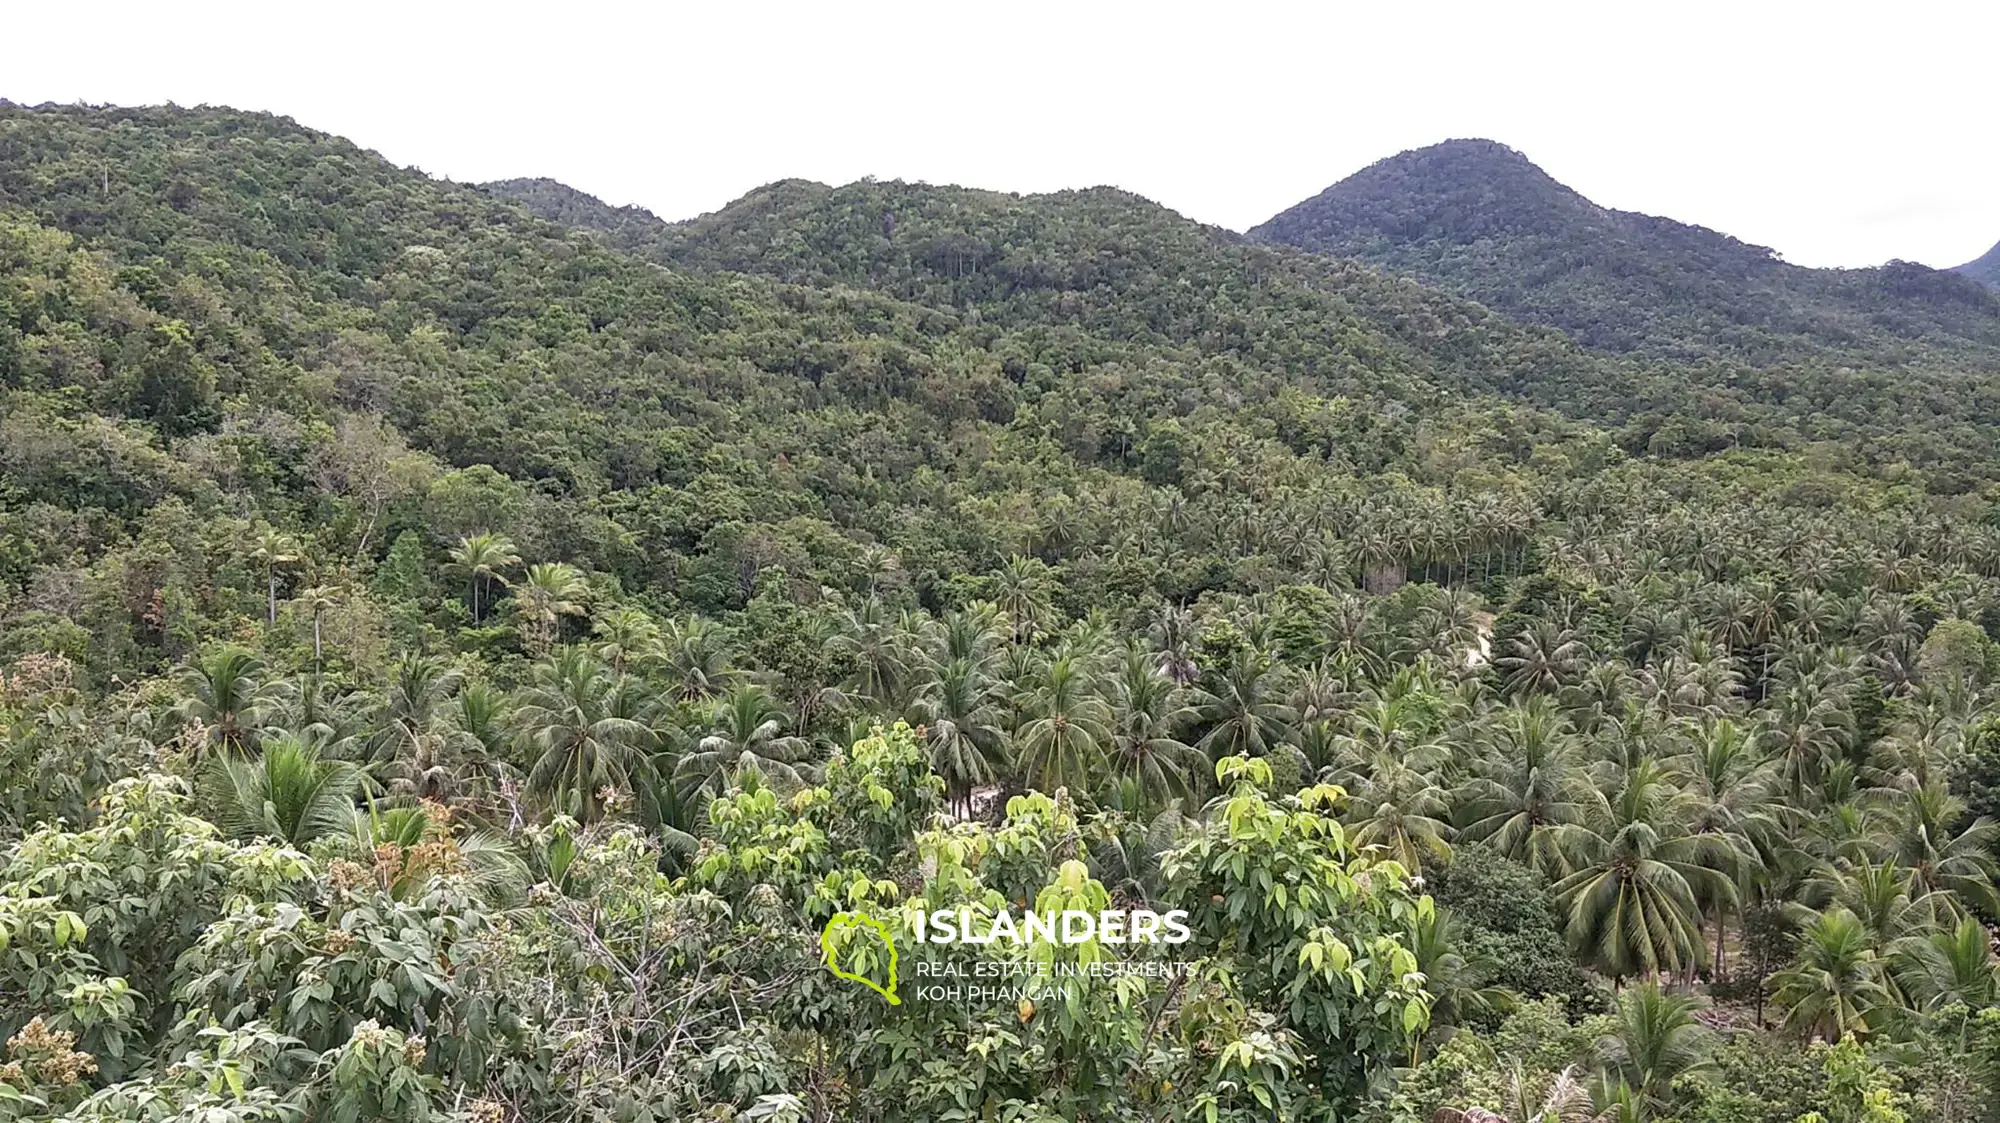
[1251,140,2000,486]
[1670,1032,1828,1123]
[2,775,316,1046]
[1795,1036,1910,1123]
[1164,755,1434,1108]
[4,100,2000,1121]
[1428,845,1593,1012]
[199,737,364,846]
[1374,996,1610,1123]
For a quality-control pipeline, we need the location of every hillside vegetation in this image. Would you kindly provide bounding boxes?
[1960,239,2000,290]
[1249,139,2000,369]
[506,164,2000,489]
[2,102,2000,1123]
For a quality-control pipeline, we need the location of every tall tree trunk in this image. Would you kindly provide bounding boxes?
[267,570,278,626]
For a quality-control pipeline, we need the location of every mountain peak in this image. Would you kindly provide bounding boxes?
[1377,137,1565,184]
[1249,139,2000,361]
[1253,139,1600,248]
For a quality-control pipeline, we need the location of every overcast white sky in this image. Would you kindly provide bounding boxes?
[7,0,1996,269]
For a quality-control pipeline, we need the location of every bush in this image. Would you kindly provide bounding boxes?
[1428,845,1595,1013]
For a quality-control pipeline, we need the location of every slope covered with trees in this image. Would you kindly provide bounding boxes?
[482,177,669,249]
[504,168,2000,490]
[3,102,2000,1123]
[1960,239,2000,290]
[1249,139,2000,369]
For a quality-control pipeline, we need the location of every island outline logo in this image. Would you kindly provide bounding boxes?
[820,911,901,1005]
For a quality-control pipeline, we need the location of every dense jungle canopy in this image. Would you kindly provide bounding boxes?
[5,102,2000,1122]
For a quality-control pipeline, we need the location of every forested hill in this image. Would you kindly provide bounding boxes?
[1961,238,2000,289]
[13,101,2000,1123]
[501,168,2000,485]
[0,99,1628,647]
[498,170,1605,403]
[1248,138,2000,368]
[483,175,668,247]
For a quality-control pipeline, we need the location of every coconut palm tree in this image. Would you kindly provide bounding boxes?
[1798,860,1939,959]
[1015,655,1112,793]
[591,605,659,673]
[450,680,513,801]
[1324,595,1390,675]
[1770,907,1890,1039]
[993,555,1055,644]
[1408,587,1486,665]
[936,603,1006,666]
[516,562,590,654]
[1090,805,1189,907]
[1335,688,1440,764]
[1865,783,2000,916]
[1331,742,1455,874]
[1292,655,1365,728]
[1457,698,1594,879]
[831,596,910,710]
[200,736,364,846]
[909,656,1011,813]
[350,799,528,904]
[1499,621,1589,697]
[631,741,703,876]
[266,671,367,758]
[654,616,741,702]
[374,652,464,799]
[1641,650,1731,720]
[1408,906,1511,1061]
[1891,914,2000,1014]
[1145,603,1202,688]
[515,648,651,822]
[1680,717,1782,969]
[449,532,520,624]
[1190,650,1297,761]
[1432,1066,1611,1123]
[292,583,341,668]
[1550,759,1740,980]
[675,684,811,801]
[1680,718,1782,846]
[1767,677,1853,803]
[1103,647,1203,807]
[1597,982,1714,1113]
[177,647,276,758]
[249,526,302,627]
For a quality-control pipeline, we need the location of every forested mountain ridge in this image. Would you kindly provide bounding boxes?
[1248,138,2000,368]
[7,101,2000,1123]
[483,176,668,248]
[500,171,1607,404]
[1961,238,2000,290]
[497,166,2000,487]
[0,99,1643,683]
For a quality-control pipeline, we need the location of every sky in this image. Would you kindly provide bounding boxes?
[6,0,1997,270]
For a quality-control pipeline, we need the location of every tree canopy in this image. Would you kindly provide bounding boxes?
[4,102,2000,1122]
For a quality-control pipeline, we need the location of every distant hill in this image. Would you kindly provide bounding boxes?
[485,170,2000,485]
[1249,139,2000,368]
[1959,239,2000,290]
[482,172,1633,410]
[481,176,666,246]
